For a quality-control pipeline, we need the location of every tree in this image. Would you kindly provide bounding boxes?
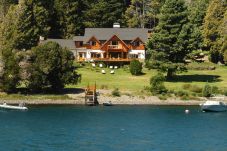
[129,59,142,75]
[124,0,165,28]
[220,11,227,64]
[15,0,50,50]
[83,0,126,28]
[28,42,80,92]
[202,0,226,63]
[53,0,82,38]
[0,0,17,21]
[146,0,191,79]
[188,0,210,51]
[0,48,20,92]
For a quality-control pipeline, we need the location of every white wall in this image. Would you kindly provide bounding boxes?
[129,50,145,59]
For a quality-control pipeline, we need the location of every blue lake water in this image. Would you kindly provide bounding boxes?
[0,105,227,151]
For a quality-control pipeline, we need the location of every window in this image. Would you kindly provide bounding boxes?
[134,41,140,46]
[111,41,118,45]
[79,42,83,46]
[90,41,96,46]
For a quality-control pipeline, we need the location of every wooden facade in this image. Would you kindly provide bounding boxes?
[76,35,146,62]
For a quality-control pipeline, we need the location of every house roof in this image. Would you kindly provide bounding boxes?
[73,28,149,43]
[41,39,75,50]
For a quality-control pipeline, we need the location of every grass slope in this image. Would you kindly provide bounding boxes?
[69,64,227,92]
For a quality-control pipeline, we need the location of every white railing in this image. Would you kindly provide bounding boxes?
[108,45,120,49]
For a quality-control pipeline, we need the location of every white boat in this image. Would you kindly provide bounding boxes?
[200,100,227,112]
[0,103,28,110]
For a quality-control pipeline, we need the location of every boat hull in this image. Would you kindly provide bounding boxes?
[0,105,28,110]
[201,105,227,112]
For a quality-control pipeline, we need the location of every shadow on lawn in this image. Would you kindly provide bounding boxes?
[167,74,222,83]
[15,88,85,95]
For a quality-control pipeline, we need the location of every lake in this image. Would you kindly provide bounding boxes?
[0,106,227,151]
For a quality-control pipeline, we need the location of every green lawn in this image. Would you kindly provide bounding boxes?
[68,63,227,92]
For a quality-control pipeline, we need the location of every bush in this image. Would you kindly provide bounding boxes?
[129,60,142,75]
[182,84,191,90]
[190,85,202,93]
[186,62,216,70]
[176,90,189,97]
[112,88,121,97]
[150,73,167,95]
[202,83,212,97]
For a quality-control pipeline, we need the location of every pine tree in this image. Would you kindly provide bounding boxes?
[202,0,226,63]
[124,0,165,28]
[188,0,210,51]
[15,0,50,50]
[53,0,81,38]
[83,0,126,28]
[147,0,191,79]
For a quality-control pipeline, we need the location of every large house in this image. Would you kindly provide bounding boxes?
[41,23,150,63]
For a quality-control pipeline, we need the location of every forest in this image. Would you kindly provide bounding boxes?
[0,0,226,93]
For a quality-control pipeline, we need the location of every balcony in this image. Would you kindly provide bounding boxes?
[108,45,121,49]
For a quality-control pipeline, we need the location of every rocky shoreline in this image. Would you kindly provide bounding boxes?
[0,89,226,105]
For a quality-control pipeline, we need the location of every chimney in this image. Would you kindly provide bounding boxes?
[113,23,120,28]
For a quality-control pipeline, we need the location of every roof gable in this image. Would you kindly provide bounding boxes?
[74,28,149,43]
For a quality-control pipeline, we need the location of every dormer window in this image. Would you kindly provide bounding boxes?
[90,41,96,46]
[111,41,118,46]
[134,41,140,46]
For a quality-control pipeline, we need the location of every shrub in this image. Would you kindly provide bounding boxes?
[202,83,212,97]
[158,95,167,100]
[100,85,108,89]
[211,86,219,94]
[182,84,191,90]
[186,62,216,70]
[176,90,189,97]
[129,60,142,75]
[190,85,202,93]
[223,89,227,96]
[150,73,167,95]
[112,88,121,97]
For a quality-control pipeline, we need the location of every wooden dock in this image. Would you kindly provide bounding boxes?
[85,84,98,105]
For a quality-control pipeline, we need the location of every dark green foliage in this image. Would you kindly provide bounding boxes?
[129,60,142,75]
[0,48,20,92]
[146,0,192,79]
[188,0,210,51]
[202,83,212,97]
[112,88,121,97]
[28,42,80,92]
[150,72,167,94]
[83,0,126,28]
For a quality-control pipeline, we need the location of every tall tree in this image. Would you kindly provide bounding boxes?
[15,0,50,50]
[188,0,210,50]
[124,0,165,28]
[202,0,226,63]
[147,0,192,79]
[83,0,126,28]
[53,0,81,38]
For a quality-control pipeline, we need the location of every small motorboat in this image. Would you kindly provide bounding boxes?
[200,100,227,112]
[103,101,113,106]
[0,103,28,110]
